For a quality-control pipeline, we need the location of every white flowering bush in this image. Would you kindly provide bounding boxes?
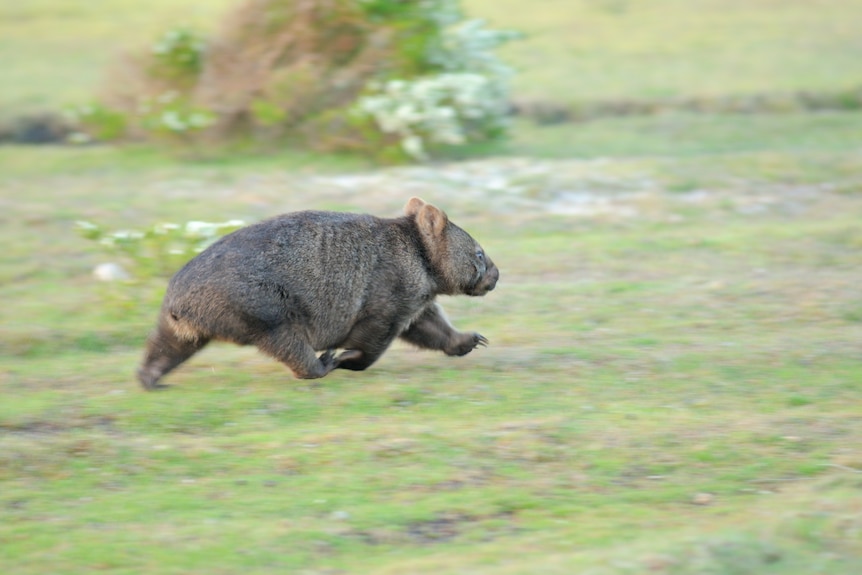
[143,102,215,138]
[155,109,214,133]
[353,10,520,160]
[77,219,245,280]
[355,73,510,159]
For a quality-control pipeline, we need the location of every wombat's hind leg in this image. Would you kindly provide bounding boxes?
[257,329,351,379]
[137,322,210,391]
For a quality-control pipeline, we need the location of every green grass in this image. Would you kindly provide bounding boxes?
[3,0,862,572]
[480,0,862,102]
[504,111,862,158]
[3,138,862,572]
[0,0,233,118]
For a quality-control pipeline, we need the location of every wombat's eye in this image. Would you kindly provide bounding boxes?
[476,250,484,261]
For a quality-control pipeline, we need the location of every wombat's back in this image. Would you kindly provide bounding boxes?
[163,211,389,347]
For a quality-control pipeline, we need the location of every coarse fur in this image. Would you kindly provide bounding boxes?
[137,197,499,390]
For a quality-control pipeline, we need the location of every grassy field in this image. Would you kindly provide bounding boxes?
[3,0,862,573]
[481,0,862,102]
[4,131,862,573]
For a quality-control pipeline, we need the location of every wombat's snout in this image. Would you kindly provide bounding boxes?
[486,264,499,291]
[473,263,499,295]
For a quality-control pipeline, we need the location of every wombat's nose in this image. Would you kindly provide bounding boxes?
[486,266,499,291]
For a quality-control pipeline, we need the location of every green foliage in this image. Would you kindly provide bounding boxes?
[359,0,434,22]
[250,99,288,127]
[138,98,215,142]
[150,27,205,80]
[64,103,127,142]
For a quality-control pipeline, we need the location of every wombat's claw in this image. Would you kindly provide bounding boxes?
[474,333,488,347]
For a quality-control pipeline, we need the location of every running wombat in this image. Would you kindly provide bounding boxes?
[137,197,499,389]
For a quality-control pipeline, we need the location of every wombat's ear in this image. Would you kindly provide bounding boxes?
[404,197,426,216]
[415,203,449,241]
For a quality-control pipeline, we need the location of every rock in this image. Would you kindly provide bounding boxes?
[692,492,715,505]
[93,262,130,282]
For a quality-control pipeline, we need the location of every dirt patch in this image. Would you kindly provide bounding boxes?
[215,157,862,221]
[0,415,116,436]
[342,510,518,547]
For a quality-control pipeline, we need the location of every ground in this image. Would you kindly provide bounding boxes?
[2,0,862,573]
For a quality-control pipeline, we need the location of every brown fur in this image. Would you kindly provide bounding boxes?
[137,197,499,390]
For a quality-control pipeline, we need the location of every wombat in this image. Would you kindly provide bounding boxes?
[137,197,499,390]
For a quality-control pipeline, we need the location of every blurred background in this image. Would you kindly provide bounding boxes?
[2,1,862,574]
[3,0,862,154]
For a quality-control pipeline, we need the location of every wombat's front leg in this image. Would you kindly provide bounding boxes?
[399,303,488,357]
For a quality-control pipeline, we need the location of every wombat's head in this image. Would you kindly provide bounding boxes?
[405,197,499,297]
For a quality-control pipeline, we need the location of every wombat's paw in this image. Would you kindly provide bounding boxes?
[319,349,338,371]
[139,378,171,391]
[144,382,171,391]
[447,332,488,356]
[138,368,170,391]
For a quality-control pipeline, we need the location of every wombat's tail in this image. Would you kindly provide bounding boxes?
[137,313,210,390]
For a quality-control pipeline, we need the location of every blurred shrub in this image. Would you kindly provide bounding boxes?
[65,104,128,142]
[73,0,519,161]
[76,219,245,314]
[354,73,509,160]
[77,219,245,280]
